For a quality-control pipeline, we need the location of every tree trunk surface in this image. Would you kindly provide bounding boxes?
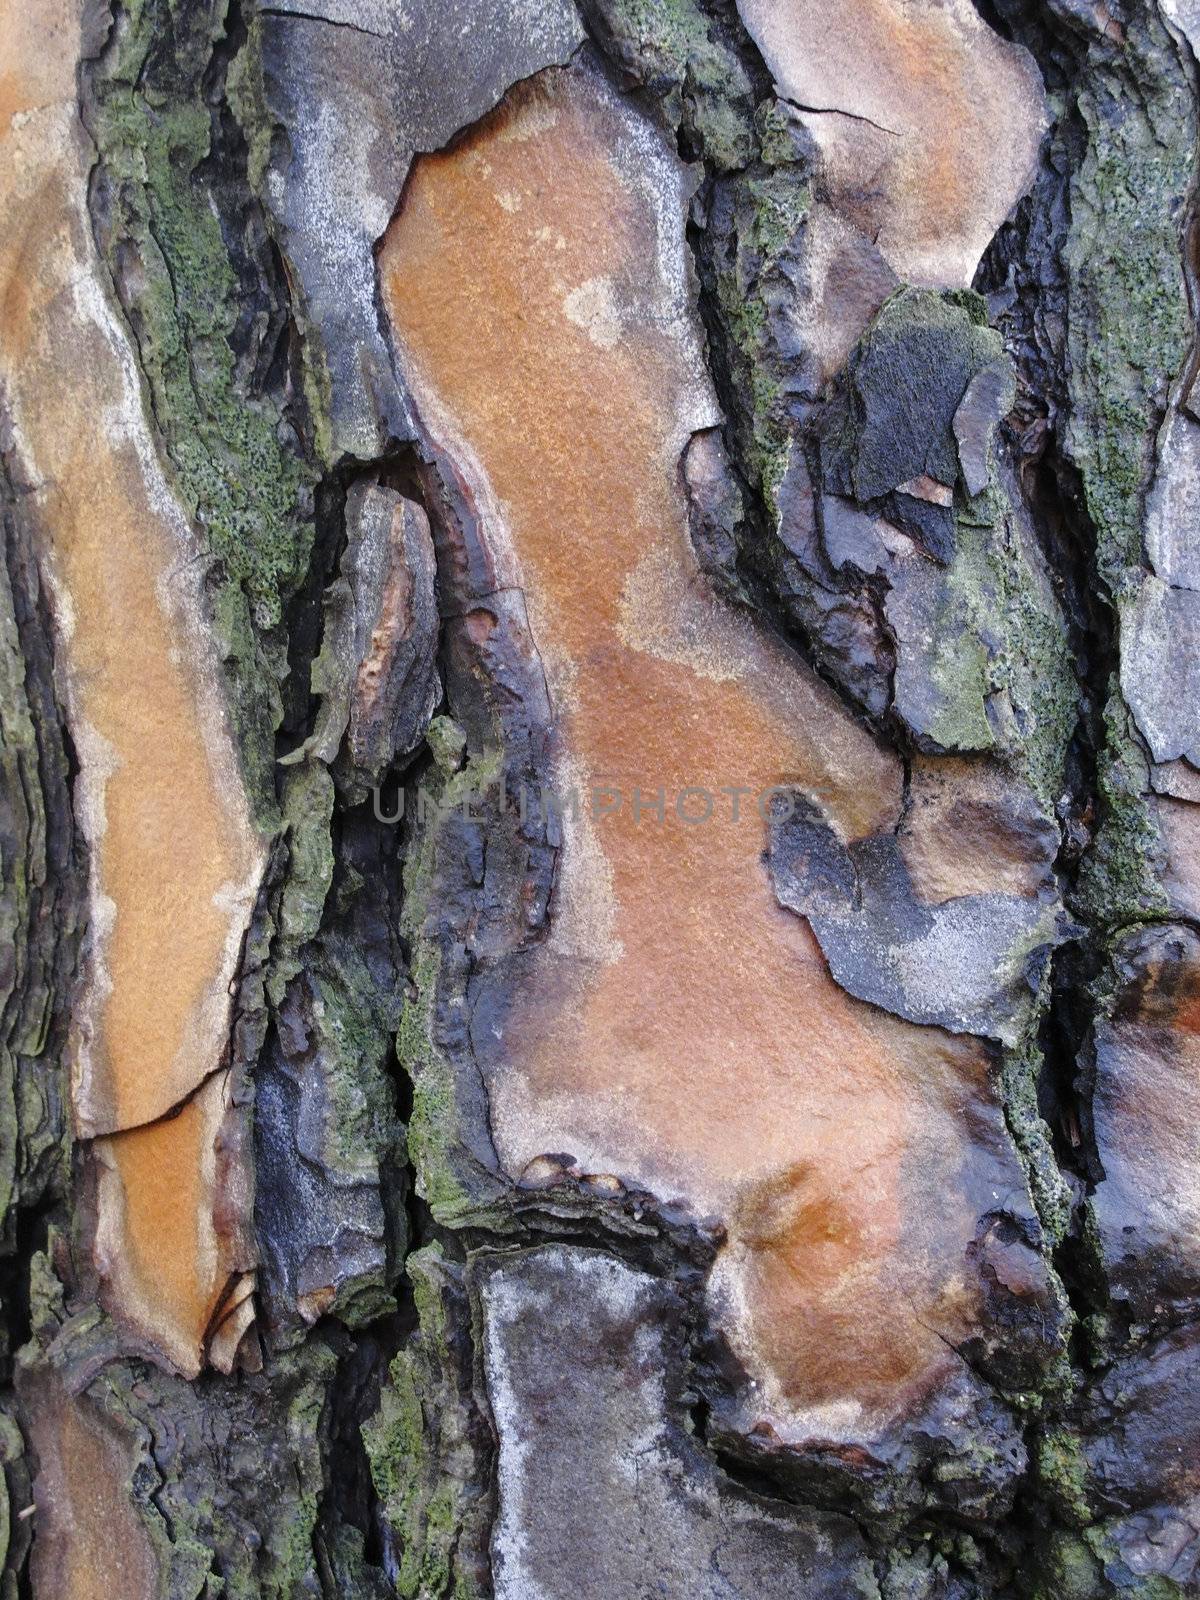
[1,1,1198,1596]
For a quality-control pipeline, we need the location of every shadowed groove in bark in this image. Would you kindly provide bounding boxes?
[976,2,1200,1590]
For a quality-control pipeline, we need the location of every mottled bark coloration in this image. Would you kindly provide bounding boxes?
[0,0,1198,1597]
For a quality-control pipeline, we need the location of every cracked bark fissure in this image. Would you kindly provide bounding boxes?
[1,0,1199,1597]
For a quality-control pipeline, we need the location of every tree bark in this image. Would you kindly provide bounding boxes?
[1,1,1199,1596]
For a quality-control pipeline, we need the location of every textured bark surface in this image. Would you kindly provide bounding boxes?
[1,1,1199,1596]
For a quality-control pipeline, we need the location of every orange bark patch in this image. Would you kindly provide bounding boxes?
[92,1073,245,1375]
[737,0,1047,288]
[25,1372,159,1600]
[0,0,262,1374]
[33,420,262,1137]
[381,64,1012,1436]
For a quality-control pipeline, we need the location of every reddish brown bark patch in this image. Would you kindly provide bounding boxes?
[381,62,1031,1440]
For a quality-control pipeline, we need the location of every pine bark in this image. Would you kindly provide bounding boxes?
[2,2,1199,1597]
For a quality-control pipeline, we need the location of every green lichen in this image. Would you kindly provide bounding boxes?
[743,172,809,266]
[593,10,809,514]
[0,562,30,1242]
[1064,13,1195,598]
[1038,1526,1193,1600]
[590,0,756,171]
[934,495,1076,811]
[85,0,318,823]
[425,715,468,777]
[261,756,405,1329]
[207,578,285,829]
[315,956,402,1179]
[1031,31,1199,1588]
[1034,1531,1106,1600]
[321,1524,394,1600]
[0,554,50,1246]
[1074,690,1170,929]
[396,741,513,1228]
[0,1408,29,1600]
[988,569,1077,815]
[227,13,337,469]
[911,532,997,755]
[278,935,406,1330]
[82,1335,338,1600]
[267,759,335,1004]
[363,1247,483,1600]
[1036,1427,1093,1528]
[756,98,800,168]
[713,169,811,509]
[88,2,313,616]
[1000,1017,1074,1251]
[830,290,1074,803]
[397,942,465,1224]
[0,1441,11,1600]
[364,1352,434,1600]
[0,477,74,1310]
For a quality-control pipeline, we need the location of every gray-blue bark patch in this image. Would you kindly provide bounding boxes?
[769,798,1061,1044]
